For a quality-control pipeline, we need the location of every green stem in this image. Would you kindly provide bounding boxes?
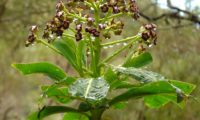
[63,33,75,38]
[37,39,62,55]
[90,109,105,120]
[68,12,86,22]
[94,37,101,77]
[100,37,141,64]
[101,35,138,47]
[100,12,124,22]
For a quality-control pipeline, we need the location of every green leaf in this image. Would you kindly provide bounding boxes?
[78,102,92,111]
[69,77,110,101]
[123,52,153,68]
[58,77,76,86]
[104,68,119,89]
[104,68,136,89]
[144,95,170,108]
[115,67,165,83]
[63,113,89,120]
[112,102,127,110]
[170,80,196,94]
[28,106,83,120]
[41,85,71,104]
[53,37,79,71]
[110,80,195,107]
[12,62,67,81]
[77,40,87,69]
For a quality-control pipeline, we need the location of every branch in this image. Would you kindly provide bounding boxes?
[139,0,200,24]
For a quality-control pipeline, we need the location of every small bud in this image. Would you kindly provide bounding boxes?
[55,29,63,36]
[87,17,95,26]
[98,24,106,30]
[114,29,122,35]
[30,25,38,33]
[76,24,82,32]
[108,0,117,6]
[56,11,64,21]
[138,44,146,52]
[56,0,65,12]
[103,32,111,39]
[43,30,50,39]
[112,6,120,14]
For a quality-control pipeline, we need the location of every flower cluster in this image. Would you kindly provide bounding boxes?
[140,23,157,46]
[42,1,71,42]
[25,0,144,45]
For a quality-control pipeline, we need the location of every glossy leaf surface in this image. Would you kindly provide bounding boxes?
[69,77,110,100]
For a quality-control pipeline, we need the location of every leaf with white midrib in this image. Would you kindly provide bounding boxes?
[69,77,110,101]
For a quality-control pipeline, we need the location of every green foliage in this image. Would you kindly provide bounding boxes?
[53,38,79,71]
[68,77,110,100]
[41,85,71,104]
[28,106,86,120]
[115,67,165,83]
[11,1,196,120]
[123,52,153,68]
[110,80,195,107]
[12,62,66,81]
[63,113,89,120]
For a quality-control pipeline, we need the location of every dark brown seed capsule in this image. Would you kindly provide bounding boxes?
[62,20,70,29]
[85,27,91,33]
[132,13,140,20]
[75,32,82,41]
[100,4,109,13]
[92,30,100,37]
[28,34,36,43]
[141,32,150,41]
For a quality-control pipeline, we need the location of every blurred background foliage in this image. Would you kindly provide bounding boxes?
[0,0,199,120]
